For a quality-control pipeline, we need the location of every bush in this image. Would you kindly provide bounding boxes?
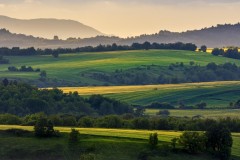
[34,117,58,137]
[149,133,158,149]
[156,110,170,116]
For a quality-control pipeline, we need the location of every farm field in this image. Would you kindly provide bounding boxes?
[58,81,240,107]
[145,109,240,118]
[0,125,240,160]
[1,50,240,86]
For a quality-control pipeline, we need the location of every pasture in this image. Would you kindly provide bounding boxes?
[1,50,240,85]
[0,125,239,159]
[58,81,240,107]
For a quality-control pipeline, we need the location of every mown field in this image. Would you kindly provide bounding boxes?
[58,81,240,107]
[1,50,240,85]
[0,125,240,160]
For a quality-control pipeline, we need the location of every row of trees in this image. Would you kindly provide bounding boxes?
[212,47,240,59]
[1,112,240,132]
[0,42,197,56]
[8,66,41,72]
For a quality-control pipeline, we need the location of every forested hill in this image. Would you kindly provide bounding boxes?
[1,23,240,48]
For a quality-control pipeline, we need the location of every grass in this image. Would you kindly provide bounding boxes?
[146,109,240,118]
[0,125,239,159]
[1,50,240,85]
[58,81,240,107]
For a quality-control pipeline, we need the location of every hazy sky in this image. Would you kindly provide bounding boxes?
[1,0,240,37]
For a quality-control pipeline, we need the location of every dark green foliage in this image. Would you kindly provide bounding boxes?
[34,117,58,137]
[212,47,240,60]
[149,133,158,149]
[88,62,240,85]
[40,70,47,79]
[8,66,40,72]
[206,124,233,160]
[0,82,133,116]
[0,114,22,125]
[157,110,170,116]
[0,42,197,56]
[200,45,207,52]
[178,131,207,154]
[147,102,174,109]
[69,129,79,145]
[171,137,178,150]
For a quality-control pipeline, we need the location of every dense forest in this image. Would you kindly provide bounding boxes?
[0,80,133,116]
[0,42,197,56]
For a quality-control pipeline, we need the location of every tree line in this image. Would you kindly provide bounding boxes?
[1,112,240,133]
[0,42,197,56]
[212,47,240,59]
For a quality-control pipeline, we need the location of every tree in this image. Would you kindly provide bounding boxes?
[143,41,151,50]
[52,51,59,58]
[206,124,233,160]
[2,78,9,86]
[68,129,79,154]
[178,131,206,154]
[200,45,207,52]
[149,133,158,149]
[157,110,170,116]
[34,117,56,137]
[40,71,47,79]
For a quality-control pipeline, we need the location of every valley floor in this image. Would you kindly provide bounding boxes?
[0,125,239,160]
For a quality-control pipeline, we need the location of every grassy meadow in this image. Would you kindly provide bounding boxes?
[58,81,240,107]
[1,50,240,85]
[0,125,240,160]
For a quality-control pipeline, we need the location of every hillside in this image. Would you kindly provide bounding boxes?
[1,22,240,48]
[121,24,240,48]
[1,50,240,87]
[59,81,240,108]
[0,15,103,39]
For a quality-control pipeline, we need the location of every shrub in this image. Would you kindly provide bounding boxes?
[149,133,158,149]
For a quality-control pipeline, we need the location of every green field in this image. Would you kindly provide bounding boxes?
[58,81,240,107]
[146,109,240,118]
[0,125,240,160]
[1,50,240,85]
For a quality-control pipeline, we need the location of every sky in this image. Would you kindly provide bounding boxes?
[0,0,240,37]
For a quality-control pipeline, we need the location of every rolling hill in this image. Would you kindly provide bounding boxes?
[1,50,240,87]
[1,20,240,48]
[0,15,103,39]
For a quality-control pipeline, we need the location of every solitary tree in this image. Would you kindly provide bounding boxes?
[39,71,47,79]
[149,133,158,149]
[200,45,207,52]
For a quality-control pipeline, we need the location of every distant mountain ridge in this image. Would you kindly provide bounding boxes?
[1,20,240,48]
[0,15,103,39]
